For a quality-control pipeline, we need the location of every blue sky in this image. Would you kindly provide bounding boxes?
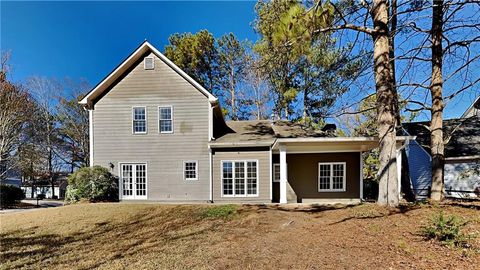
[1,1,478,120]
[1,1,258,84]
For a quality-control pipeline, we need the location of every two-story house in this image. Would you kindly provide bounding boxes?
[80,41,406,204]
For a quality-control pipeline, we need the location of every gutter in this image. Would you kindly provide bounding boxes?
[208,141,275,148]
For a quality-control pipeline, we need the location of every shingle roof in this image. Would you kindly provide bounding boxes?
[402,116,480,158]
[211,120,333,145]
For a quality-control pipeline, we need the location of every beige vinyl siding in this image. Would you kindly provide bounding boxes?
[93,52,210,201]
[212,148,271,203]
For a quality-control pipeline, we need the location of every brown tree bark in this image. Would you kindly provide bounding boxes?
[430,0,445,201]
[371,0,399,206]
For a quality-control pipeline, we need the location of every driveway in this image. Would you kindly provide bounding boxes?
[0,199,64,214]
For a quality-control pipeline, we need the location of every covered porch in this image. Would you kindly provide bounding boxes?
[271,137,383,204]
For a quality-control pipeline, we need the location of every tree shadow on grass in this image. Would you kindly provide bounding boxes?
[243,203,358,214]
[0,206,221,270]
[329,203,423,225]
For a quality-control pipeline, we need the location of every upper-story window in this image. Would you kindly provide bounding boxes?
[132,107,147,134]
[159,106,173,133]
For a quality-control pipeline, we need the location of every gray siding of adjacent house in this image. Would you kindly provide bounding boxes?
[212,148,271,203]
[444,160,479,198]
[405,140,432,198]
[92,51,210,201]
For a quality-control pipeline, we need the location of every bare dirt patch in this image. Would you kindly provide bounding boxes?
[0,202,479,269]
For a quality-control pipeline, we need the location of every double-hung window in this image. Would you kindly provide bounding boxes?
[132,107,147,134]
[184,161,198,180]
[159,106,173,133]
[222,161,258,197]
[273,163,287,182]
[318,162,346,192]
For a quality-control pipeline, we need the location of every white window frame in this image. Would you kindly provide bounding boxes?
[318,162,346,192]
[144,56,155,70]
[158,105,174,134]
[132,106,147,134]
[221,160,259,197]
[118,162,148,200]
[184,160,198,181]
[273,163,287,182]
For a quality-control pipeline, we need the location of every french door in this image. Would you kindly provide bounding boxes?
[120,163,147,200]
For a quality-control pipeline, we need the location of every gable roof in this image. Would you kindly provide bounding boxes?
[402,116,480,159]
[461,95,480,118]
[79,41,217,108]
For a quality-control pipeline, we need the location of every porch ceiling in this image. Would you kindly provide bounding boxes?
[271,136,415,153]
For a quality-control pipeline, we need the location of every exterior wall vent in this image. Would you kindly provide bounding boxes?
[144,57,154,70]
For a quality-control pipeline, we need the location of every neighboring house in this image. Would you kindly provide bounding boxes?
[403,111,480,199]
[22,173,68,199]
[461,96,479,118]
[79,41,407,204]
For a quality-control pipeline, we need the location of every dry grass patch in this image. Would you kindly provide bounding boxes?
[1,201,479,270]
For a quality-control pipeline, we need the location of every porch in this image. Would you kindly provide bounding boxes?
[272,137,379,204]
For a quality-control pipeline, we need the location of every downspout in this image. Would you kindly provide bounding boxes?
[209,145,213,203]
[88,107,94,167]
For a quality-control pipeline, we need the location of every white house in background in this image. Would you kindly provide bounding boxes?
[403,97,480,199]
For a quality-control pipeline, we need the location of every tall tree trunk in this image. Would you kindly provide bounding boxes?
[389,0,402,127]
[430,0,445,201]
[48,146,55,198]
[371,0,399,206]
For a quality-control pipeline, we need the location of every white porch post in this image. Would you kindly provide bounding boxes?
[279,145,287,204]
[396,149,402,200]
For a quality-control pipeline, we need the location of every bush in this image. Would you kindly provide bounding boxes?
[421,211,473,247]
[0,184,25,208]
[201,205,238,219]
[65,166,118,204]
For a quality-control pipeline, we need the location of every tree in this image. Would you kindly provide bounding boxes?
[254,0,301,119]
[164,30,219,93]
[254,1,365,126]
[57,88,90,171]
[245,57,271,120]
[27,76,64,198]
[297,0,400,205]
[395,0,480,201]
[217,33,250,120]
[429,0,445,201]
[0,52,35,180]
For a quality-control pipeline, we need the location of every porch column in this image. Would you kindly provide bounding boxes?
[279,145,287,204]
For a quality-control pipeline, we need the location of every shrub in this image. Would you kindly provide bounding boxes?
[0,184,25,208]
[65,166,118,203]
[421,211,473,247]
[201,205,238,219]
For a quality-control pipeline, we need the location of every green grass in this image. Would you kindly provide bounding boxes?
[421,211,474,247]
[200,204,238,219]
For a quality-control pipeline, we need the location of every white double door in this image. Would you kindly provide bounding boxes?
[120,163,147,200]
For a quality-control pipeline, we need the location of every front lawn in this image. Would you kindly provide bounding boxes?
[1,202,479,269]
